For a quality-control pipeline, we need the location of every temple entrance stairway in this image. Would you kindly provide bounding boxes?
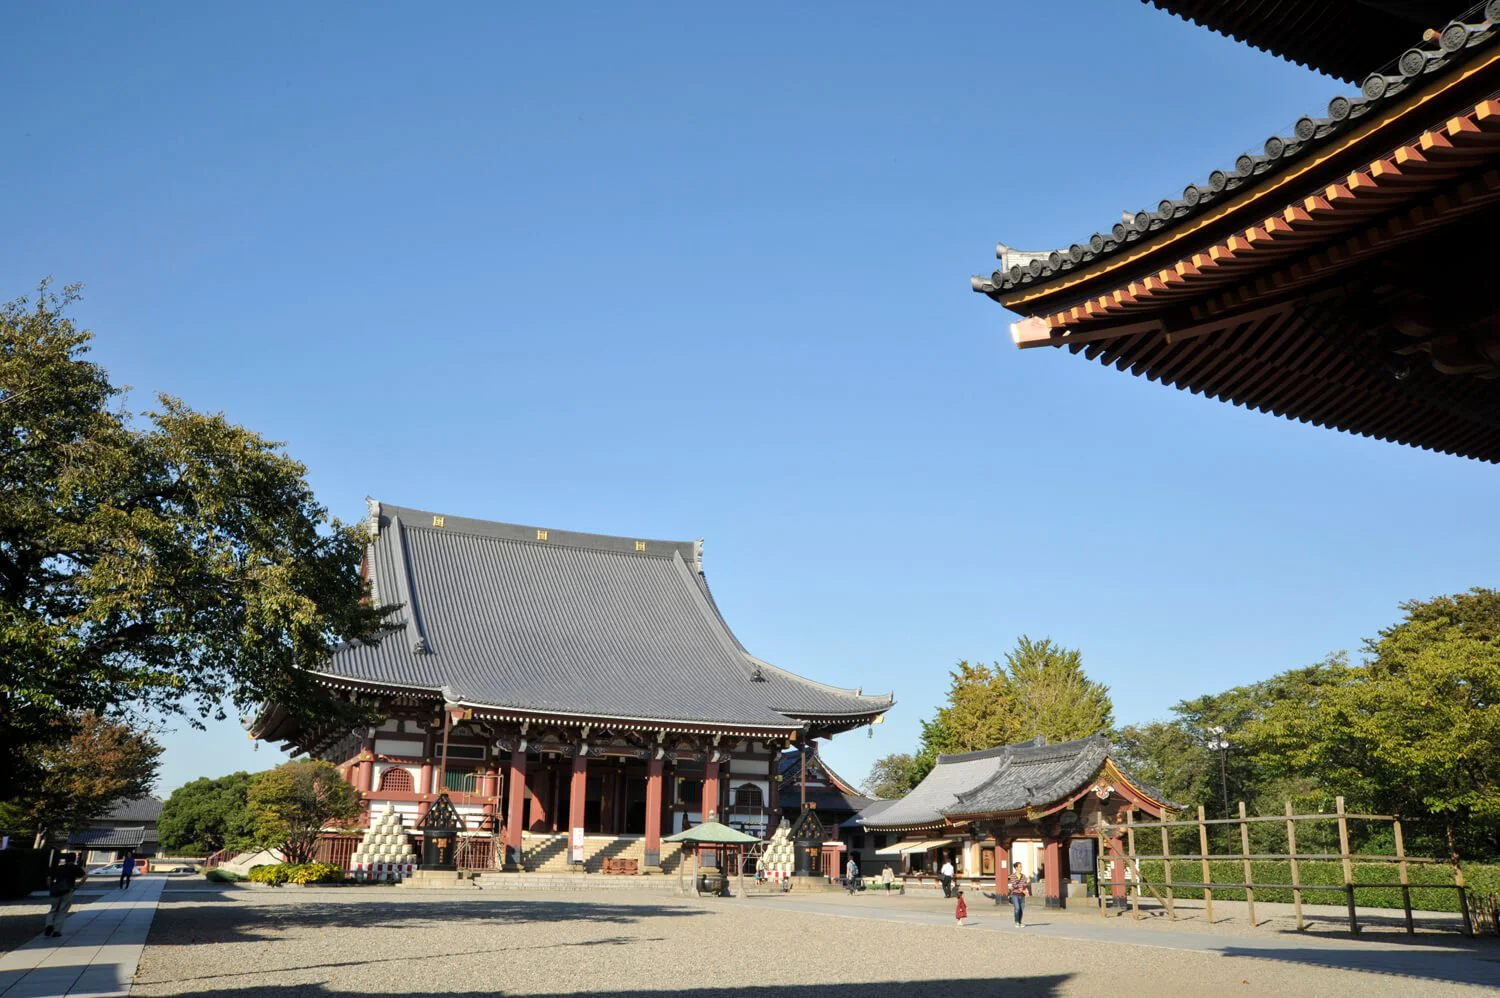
[518,833,685,873]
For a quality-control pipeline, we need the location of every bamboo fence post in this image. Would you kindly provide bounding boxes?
[1238,801,1256,926]
[1336,795,1358,935]
[1392,816,1413,935]
[1451,838,1473,937]
[1160,821,1176,920]
[1285,800,1304,932]
[1126,808,1141,920]
[1197,805,1214,925]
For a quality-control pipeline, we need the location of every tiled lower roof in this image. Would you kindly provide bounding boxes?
[68,827,146,849]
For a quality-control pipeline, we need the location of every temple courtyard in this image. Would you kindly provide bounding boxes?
[5,876,1495,997]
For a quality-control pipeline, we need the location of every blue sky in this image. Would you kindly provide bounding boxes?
[5,1,1497,796]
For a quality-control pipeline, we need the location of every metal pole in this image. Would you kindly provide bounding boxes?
[800,739,809,812]
[1219,747,1231,856]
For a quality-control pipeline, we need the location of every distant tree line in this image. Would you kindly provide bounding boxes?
[863,590,1500,861]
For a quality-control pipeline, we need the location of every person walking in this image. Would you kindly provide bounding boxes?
[1008,861,1031,927]
[119,851,136,890]
[954,889,968,927]
[845,856,860,894]
[43,852,87,938]
[939,857,955,898]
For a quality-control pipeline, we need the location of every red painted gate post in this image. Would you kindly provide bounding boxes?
[569,753,588,868]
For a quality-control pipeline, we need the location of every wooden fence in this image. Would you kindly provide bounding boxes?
[1099,796,1473,936]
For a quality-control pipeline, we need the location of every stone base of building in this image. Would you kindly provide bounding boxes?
[401,869,476,890]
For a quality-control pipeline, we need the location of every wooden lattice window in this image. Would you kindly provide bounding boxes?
[378,767,413,792]
[734,784,763,807]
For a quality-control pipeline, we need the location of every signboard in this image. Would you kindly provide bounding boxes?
[570,826,585,864]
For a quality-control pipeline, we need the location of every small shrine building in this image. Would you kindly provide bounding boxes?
[251,501,892,872]
[861,735,1172,907]
[972,1,1500,463]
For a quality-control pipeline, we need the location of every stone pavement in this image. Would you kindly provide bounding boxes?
[0,876,165,998]
[740,891,1500,989]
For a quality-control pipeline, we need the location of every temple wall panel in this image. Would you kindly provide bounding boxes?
[375,737,425,758]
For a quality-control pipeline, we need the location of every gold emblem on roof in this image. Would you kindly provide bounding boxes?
[536,529,549,541]
[432,515,445,527]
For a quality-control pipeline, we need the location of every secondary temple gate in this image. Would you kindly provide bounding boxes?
[254,501,891,873]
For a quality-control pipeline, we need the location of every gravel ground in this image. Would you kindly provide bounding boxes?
[129,884,1498,997]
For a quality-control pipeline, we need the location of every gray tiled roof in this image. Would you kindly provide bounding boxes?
[845,798,897,828]
[68,827,146,849]
[943,736,1113,817]
[863,736,1169,829]
[96,796,162,824]
[320,503,893,731]
[859,743,1028,830]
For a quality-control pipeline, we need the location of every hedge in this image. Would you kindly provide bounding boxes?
[205,869,245,883]
[247,862,344,886]
[1132,859,1500,913]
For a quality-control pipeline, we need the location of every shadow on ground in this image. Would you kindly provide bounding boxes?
[147,895,701,946]
[1219,944,1500,988]
[132,978,1075,997]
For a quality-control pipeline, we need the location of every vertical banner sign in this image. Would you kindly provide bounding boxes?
[571,826,585,864]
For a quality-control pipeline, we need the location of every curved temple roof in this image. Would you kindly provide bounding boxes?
[861,736,1169,830]
[296,502,892,736]
[972,3,1500,298]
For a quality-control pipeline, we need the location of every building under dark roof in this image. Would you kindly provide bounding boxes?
[973,2,1500,463]
[252,501,892,873]
[70,795,163,863]
[863,736,1170,908]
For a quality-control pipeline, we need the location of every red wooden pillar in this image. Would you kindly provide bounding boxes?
[1043,837,1066,909]
[644,757,664,869]
[569,754,588,853]
[994,838,1010,902]
[358,736,375,793]
[701,760,721,822]
[417,758,433,822]
[504,749,527,870]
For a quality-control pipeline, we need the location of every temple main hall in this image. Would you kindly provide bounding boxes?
[252,501,892,873]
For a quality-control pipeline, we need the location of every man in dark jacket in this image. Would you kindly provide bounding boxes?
[43,853,87,938]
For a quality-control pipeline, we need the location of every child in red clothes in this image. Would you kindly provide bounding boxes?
[954,889,967,927]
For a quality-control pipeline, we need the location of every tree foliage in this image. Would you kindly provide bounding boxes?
[861,753,925,799]
[246,760,360,865]
[916,638,1114,761]
[0,284,393,798]
[157,771,257,856]
[0,711,161,846]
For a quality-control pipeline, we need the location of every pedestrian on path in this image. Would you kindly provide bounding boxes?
[954,889,967,927]
[1008,862,1030,927]
[845,857,860,894]
[939,858,954,898]
[119,851,136,890]
[43,852,87,938]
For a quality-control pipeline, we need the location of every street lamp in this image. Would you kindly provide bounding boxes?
[1207,726,1231,855]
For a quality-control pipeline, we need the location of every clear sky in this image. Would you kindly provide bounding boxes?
[5,1,1497,797]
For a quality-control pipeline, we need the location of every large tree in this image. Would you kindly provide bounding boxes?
[918,638,1114,759]
[861,753,925,799]
[0,711,161,847]
[1257,590,1500,857]
[158,771,257,856]
[247,760,360,865]
[0,284,392,798]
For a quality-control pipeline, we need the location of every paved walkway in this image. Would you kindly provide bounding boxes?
[740,892,1500,988]
[0,877,165,998]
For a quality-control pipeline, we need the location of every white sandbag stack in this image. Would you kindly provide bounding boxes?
[350,806,419,882]
[760,817,795,884]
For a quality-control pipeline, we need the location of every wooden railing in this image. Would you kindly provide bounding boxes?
[1100,796,1473,936]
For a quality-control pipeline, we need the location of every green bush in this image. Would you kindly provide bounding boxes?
[286,862,344,884]
[205,869,244,883]
[1134,858,1500,914]
[246,862,344,886]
